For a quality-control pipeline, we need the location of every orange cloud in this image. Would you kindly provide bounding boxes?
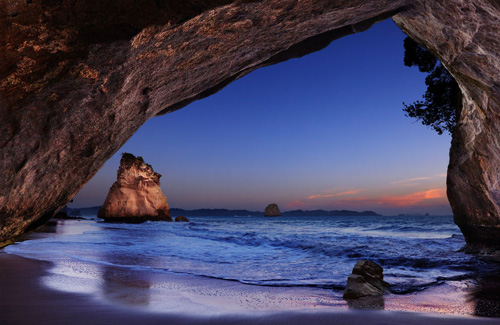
[307,189,363,200]
[376,188,447,207]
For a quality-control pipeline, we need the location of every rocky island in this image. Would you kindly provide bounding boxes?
[264,203,281,217]
[97,153,172,222]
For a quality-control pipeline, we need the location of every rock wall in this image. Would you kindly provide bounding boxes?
[0,0,410,245]
[1,0,500,248]
[393,0,500,250]
[98,153,171,222]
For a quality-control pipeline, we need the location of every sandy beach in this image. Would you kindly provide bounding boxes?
[1,248,499,325]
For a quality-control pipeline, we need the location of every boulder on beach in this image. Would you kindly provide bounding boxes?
[98,153,172,222]
[175,216,189,222]
[343,260,389,299]
[264,203,281,217]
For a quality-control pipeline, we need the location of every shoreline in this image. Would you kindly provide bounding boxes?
[1,251,499,324]
[2,219,500,324]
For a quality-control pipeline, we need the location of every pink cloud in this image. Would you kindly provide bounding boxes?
[390,177,432,184]
[284,200,306,209]
[321,188,448,210]
[307,189,363,200]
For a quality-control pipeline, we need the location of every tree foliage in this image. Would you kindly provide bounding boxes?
[403,37,462,135]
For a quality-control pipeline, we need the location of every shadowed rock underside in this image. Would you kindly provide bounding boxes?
[1,0,500,249]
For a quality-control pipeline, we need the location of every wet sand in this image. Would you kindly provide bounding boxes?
[1,251,499,325]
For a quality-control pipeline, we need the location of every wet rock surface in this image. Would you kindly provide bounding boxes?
[98,153,171,222]
[175,216,190,222]
[343,260,389,299]
[1,0,500,248]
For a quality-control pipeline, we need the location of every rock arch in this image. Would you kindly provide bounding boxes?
[0,0,499,248]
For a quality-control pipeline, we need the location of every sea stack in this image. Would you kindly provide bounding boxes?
[98,153,172,222]
[264,203,281,217]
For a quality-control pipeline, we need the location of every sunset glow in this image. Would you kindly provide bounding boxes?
[377,188,447,207]
[285,186,448,214]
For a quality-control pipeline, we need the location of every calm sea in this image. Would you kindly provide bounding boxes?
[5,215,498,295]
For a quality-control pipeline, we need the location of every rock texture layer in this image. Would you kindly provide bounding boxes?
[264,203,281,217]
[1,0,500,248]
[97,153,171,222]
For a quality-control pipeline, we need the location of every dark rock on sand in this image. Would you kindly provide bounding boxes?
[175,216,189,222]
[98,153,172,222]
[343,260,390,299]
[264,203,281,217]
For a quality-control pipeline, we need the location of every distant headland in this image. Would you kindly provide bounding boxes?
[63,206,381,217]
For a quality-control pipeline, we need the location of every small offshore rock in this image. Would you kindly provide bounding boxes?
[343,260,390,299]
[98,153,172,222]
[52,211,84,220]
[175,216,189,222]
[264,203,281,217]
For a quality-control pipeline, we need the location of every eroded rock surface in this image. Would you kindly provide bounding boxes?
[264,203,281,217]
[97,153,171,222]
[393,0,500,249]
[1,0,500,247]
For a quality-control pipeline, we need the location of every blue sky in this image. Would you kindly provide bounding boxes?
[69,19,452,215]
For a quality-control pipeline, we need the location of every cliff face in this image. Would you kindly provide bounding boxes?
[98,153,171,222]
[393,0,500,250]
[1,0,500,248]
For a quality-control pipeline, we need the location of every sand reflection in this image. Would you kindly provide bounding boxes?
[346,296,385,310]
[38,219,99,236]
[100,264,152,306]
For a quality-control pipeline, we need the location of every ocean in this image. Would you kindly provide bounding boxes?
[5,214,499,301]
